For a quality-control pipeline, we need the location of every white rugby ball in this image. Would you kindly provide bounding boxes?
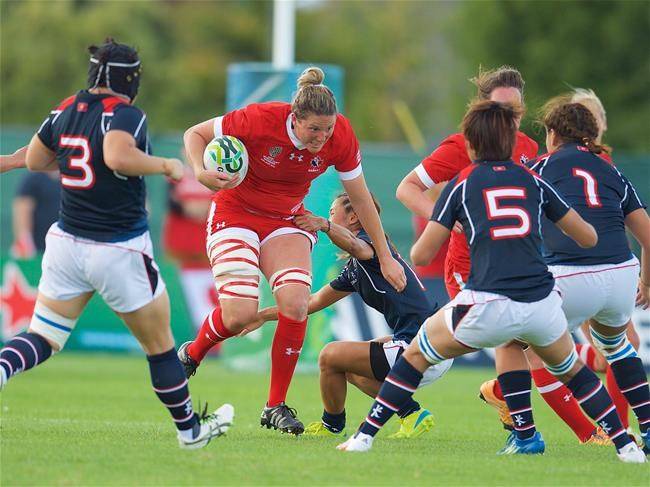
[203,135,248,187]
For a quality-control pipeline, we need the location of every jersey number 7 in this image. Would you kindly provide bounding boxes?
[59,135,95,189]
[483,187,531,240]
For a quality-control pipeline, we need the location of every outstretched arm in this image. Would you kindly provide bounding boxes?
[239,285,351,336]
[342,174,406,291]
[293,213,374,261]
[0,146,28,173]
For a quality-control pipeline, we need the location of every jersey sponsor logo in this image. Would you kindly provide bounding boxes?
[519,154,529,164]
[214,221,226,230]
[76,102,88,112]
[269,146,282,158]
[308,156,324,173]
[492,166,506,172]
[289,152,304,162]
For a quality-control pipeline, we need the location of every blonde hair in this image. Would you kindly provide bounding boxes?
[541,99,610,155]
[570,88,607,139]
[291,67,337,120]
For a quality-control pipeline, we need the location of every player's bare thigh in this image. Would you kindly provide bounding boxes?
[117,290,175,355]
[259,233,312,321]
[319,341,375,378]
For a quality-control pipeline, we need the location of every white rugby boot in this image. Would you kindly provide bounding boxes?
[336,432,374,452]
[178,403,235,450]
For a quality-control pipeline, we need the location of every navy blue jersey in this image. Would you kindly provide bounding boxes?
[37,90,150,242]
[432,160,571,302]
[530,144,645,266]
[329,230,435,342]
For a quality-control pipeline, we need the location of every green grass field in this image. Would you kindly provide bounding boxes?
[1,353,648,486]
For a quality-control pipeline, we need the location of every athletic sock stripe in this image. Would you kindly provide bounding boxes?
[0,358,14,376]
[503,389,531,397]
[34,312,72,332]
[153,379,188,393]
[510,407,532,415]
[609,428,626,440]
[631,400,650,409]
[537,382,563,394]
[385,376,416,393]
[576,383,602,403]
[173,411,195,423]
[13,337,39,362]
[365,417,382,429]
[595,405,616,422]
[620,381,648,393]
[376,396,399,412]
[4,347,26,369]
[207,313,226,339]
[165,395,191,408]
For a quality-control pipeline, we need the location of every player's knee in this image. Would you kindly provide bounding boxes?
[221,308,258,333]
[277,298,309,321]
[270,268,311,321]
[318,342,340,371]
[589,325,637,364]
[28,302,78,353]
[545,347,579,377]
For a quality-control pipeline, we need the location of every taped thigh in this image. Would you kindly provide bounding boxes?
[269,267,312,293]
[29,302,78,351]
[207,230,261,300]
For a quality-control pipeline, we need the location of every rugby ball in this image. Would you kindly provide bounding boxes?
[203,135,248,186]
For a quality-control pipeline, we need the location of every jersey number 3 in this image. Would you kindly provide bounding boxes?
[572,168,601,207]
[60,135,95,189]
[483,187,531,239]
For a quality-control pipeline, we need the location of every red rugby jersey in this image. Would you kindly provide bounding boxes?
[213,102,362,218]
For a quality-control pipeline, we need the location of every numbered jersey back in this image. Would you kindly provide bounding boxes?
[37,90,150,242]
[531,143,645,266]
[432,160,570,302]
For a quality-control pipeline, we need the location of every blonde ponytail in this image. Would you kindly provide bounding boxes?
[292,66,337,119]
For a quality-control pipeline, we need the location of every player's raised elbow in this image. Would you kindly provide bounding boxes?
[410,245,429,267]
[395,179,413,205]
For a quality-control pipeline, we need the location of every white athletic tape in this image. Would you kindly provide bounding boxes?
[216,276,260,300]
[29,302,78,352]
[208,235,260,277]
[269,268,312,293]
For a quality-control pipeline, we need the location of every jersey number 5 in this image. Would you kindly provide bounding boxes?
[59,135,95,189]
[483,187,531,239]
[572,168,601,207]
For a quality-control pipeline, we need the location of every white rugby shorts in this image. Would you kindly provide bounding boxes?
[550,256,639,330]
[442,289,568,349]
[39,224,166,313]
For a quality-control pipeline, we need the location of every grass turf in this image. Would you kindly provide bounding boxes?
[1,353,648,485]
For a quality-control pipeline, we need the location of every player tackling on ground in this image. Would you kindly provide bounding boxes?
[0,39,233,449]
[338,100,646,463]
[244,192,452,438]
[179,67,406,435]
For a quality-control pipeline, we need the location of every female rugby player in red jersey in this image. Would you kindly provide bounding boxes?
[178,67,406,434]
